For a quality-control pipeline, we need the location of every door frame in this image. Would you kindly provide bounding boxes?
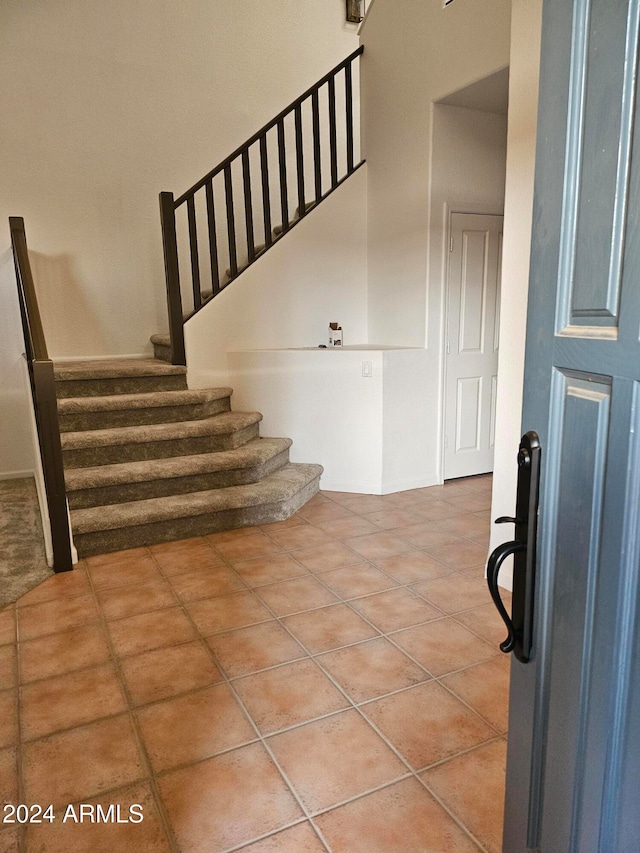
[439,201,504,483]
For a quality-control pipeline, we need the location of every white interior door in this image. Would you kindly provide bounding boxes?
[444,212,503,479]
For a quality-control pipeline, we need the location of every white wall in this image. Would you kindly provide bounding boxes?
[0,0,358,475]
[185,169,368,389]
[360,0,511,348]
[227,346,431,494]
[489,0,543,589]
[359,0,510,488]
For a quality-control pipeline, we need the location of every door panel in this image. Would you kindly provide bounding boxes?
[444,213,502,479]
[502,0,640,850]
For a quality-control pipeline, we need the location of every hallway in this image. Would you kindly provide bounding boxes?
[0,475,508,852]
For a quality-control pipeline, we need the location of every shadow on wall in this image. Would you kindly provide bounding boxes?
[29,251,109,357]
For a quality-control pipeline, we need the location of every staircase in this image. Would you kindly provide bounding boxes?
[54,358,322,557]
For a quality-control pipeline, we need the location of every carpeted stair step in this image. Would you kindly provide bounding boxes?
[55,359,187,398]
[57,387,233,431]
[71,462,323,556]
[61,411,263,468]
[64,437,293,508]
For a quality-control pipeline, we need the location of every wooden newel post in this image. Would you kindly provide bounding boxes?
[159,192,186,366]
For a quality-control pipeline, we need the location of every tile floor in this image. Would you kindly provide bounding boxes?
[0,474,511,853]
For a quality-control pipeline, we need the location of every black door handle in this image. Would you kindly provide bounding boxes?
[486,431,541,664]
[487,540,527,654]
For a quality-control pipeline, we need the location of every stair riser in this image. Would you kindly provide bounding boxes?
[63,424,260,468]
[73,474,321,556]
[59,398,231,432]
[56,375,188,398]
[152,342,171,363]
[66,448,291,509]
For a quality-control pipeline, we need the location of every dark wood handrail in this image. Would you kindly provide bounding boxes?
[174,46,364,206]
[159,47,365,366]
[9,217,74,573]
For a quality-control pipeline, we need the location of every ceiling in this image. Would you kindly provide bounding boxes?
[437,67,510,116]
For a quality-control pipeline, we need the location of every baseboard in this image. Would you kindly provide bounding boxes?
[320,474,439,495]
[0,470,34,481]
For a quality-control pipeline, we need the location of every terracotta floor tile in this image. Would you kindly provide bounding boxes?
[319,564,397,600]
[374,550,453,584]
[137,682,256,772]
[158,743,302,853]
[338,495,391,514]
[392,618,497,676]
[152,540,225,575]
[264,526,333,551]
[167,564,246,601]
[0,747,18,804]
[445,494,491,513]
[121,640,222,706]
[97,579,177,621]
[20,662,126,741]
[238,822,326,852]
[17,594,100,641]
[290,541,363,573]
[186,591,272,635]
[0,692,17,749]
[394,522,461,549]
[0,827,17,853]
[315,777,480,852]
[424,539,489,570]
[467,529,491,548]
[255,576,339,616]
[0,609,15,646]
[25,782,172,853]
[233,553,309,587]
[442,657,510,733]
[456,563,487,580]
[19,623,111,683]
[283,604,379,654]
[351,588,442,633]
[316,516,380,539]
[259,515,310,532]
[345,531,416,561]
[362,681,494,770]
[207,622,306,678]
[455,601,510,647]
[214,532,284,563]
[437,513,491,537]
[297,502,356,524]
[267,709,406,813]
[88,554,162,590]
[410,500,463,521]
[16,567,92,607]
[413,575,489,614]
[360,508,425,530]
[107,606,197,659]
[87,546,150,567]
[234,659,349,734]
[22,714,146,807]
[0,646,16,689]
[318,637,429,703]
[422,740,507,853]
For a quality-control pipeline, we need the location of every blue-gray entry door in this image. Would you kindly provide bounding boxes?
[503,0,640,850]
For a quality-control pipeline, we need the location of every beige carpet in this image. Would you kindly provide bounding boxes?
[0,477,52,609]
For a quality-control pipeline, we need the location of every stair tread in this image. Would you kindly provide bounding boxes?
[54,358,187,381]
[70,463,324,534]
[64,437,293,490]
[57,387,233,414]
[61,411,262,450]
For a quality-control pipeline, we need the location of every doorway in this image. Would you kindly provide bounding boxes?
[443,212,503,480]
